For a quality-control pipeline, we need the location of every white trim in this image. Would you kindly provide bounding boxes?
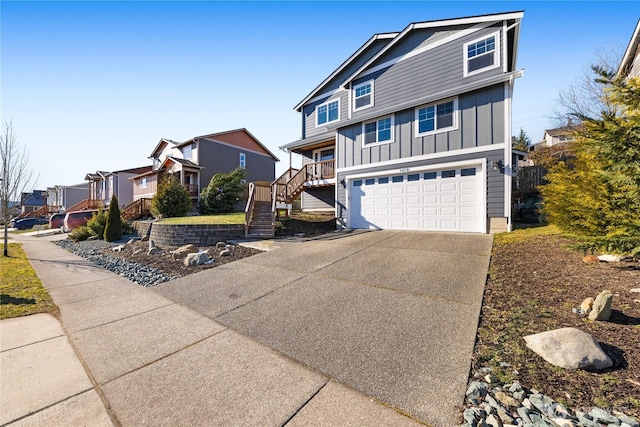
[239,152,246,169]
[463,31,501,78]
[305,178,336,187]
[315,98,341,127]
[343,158,487,232]
[134,192,155,200]
[349,23,488,85]
[353,79,374,111]
[502,20,508,73]
[414,97,459,137]
[504,81,513,231]
[305,87,347,109]
[337,142,506,174]
[362,115,395,146]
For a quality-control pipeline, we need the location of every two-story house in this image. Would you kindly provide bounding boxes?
[45,182,90,213]
[278,11,524,233]
[130,128,278,207]
[85,166,152,208]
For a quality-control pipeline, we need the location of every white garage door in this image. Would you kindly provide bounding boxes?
[349,166,483,232]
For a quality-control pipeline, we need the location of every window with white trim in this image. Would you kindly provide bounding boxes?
[353,80,373,110]
[316,99,340,126]
[183,144,192,159]
[363,115,394,145]
[239,152,246,169]
[140,177,148,189]
[415,98,458,136]
[464,32,499,76]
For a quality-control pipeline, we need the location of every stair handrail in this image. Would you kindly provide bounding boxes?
[245,182,256,237]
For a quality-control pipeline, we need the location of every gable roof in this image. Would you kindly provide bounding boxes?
[149,138,178,158]
[294,11,523,112]
[183,128,279,162]
[617,18,640,78]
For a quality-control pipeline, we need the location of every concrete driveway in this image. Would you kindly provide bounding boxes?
[155,230,492,426]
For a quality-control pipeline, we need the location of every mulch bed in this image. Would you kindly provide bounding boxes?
[473,234,640,415]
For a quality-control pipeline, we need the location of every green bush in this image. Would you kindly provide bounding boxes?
[151,175,192,218]
[104,195,122,242]
[120,217,133,235]
[86,209,107,238]
[69,225,92,242]
[198,167,248,214]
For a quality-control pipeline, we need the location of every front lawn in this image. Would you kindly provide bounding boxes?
[158,212,245,225]
[0,243,58,319]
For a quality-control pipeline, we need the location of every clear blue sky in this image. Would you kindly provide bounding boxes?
[1,1,638,187]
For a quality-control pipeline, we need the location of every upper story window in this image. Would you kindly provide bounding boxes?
[363,115,394,145]
[183,144,193,159]
[239,152,246,169]
[415,98,458,136]
[353,80,374,111]
[464,32,499,76]
[140,177,148,189]
[316,99,340,126]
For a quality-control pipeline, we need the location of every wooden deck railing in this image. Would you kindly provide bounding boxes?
[273,159,335,204]
[122,198,152,220]
[65,199,104,213]
[183,184,199,197]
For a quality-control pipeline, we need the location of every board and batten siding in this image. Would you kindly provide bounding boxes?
[334,148,506,226]
[337,84,506,169]
[350,24,504,123]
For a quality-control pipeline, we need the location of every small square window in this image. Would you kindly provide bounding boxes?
[353,180,363,187]
[424,172,437,180]
[378,177,389,184]
[365,178,375,185]
[392,175,403,183]
[442,170,455,178]
[408,174,419,181]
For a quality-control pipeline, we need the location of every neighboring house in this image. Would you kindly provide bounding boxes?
[531,126,576,150]
[19,190,46,214]
[130,128,278,204]
[617,19,640,79]
[45,182,90,213]
[85,166,152,207]
[278,11,524,233]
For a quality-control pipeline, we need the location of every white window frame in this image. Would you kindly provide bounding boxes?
[315,98,340,127]
[352,79,374,111]
[183,144,192,159]
[239,152,246,169]
[140,177,148,189]
[414,98,459,137]
[362,115,394,146]
[463,31,500,77]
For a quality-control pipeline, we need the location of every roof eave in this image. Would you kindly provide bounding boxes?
[616,19,640,78]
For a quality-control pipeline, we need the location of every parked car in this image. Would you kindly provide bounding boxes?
[14,217,49,230]
[49,213,66,229]
[63,210,98,232]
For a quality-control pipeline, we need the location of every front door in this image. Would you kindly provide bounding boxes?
[312,148,335,179]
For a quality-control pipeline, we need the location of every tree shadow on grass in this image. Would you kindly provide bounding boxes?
[0,294,36,305]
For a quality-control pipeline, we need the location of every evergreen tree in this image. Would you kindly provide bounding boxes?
[512,128,531,151]
[151,175,192,218]
[104,195,122,242]
[198,167,248,214]
[541,69,640,255]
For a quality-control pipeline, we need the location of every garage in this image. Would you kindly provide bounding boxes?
[348,165,484,232]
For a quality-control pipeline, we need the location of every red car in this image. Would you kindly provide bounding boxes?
[63,210,98,232]
[49,213,66,229]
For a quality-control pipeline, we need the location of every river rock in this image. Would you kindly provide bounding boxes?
[184,251,210,266]
[598,254,622,262]
[112,244,126,252]
[588,290,613,321]
[220,249,231,256]
[173,244,199,259]
[523,327,613,370]
[580,297,594,313]
[216,241,226,248]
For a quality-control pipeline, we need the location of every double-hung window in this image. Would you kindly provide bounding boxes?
[363,115,394,145]
[183,144,193,159]
[316,99,340,126]
[353,80,373,110]
[415,98,458,136]
[464,32,499,76]
[239,152,246,169]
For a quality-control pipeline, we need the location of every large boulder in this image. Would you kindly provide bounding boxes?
[523,327,613,371]
[184,251,211,266]
[588,290,613,321]
[173,244,199,259]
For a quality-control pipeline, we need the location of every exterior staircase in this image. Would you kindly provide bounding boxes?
[66,199,104,213]
[122,198,152,220]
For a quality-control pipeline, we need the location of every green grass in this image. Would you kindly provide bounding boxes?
[493,224,562,245]
[0,243,58,319]
[158,212,245,225]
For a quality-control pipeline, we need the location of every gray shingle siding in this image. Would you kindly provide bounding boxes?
[198,142,275,187]
[337,83,506,168]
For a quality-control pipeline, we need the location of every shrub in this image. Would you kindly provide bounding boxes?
[69,225,92,242]
[198,167,248,214]
[104,195,122,242]
[151,175,192,218]
[86,209,107,238]
[120,216,133,235]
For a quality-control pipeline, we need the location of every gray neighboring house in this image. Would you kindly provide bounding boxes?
[131,128,278,203]
[279,11,524,233]
[45,182,90,213]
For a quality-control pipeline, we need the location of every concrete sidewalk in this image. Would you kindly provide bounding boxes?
[2,233,425,426]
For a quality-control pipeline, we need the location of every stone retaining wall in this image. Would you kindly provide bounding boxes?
[133,221,245,247]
